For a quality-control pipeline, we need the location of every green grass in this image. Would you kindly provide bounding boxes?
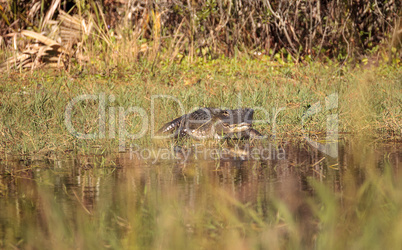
[1,2,401,249]
[0,59,401,156]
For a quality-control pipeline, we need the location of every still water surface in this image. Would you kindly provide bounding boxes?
[0,140,400,248]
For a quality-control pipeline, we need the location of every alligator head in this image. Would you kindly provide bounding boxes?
[212,108,255,138]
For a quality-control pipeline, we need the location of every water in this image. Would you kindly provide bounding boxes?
[0,140,401,249]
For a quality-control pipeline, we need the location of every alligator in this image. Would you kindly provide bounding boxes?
[157,107,263,140]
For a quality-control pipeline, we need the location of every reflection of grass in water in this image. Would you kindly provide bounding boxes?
[1,142,402,249]
[0,62,400,156]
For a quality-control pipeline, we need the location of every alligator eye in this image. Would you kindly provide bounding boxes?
[221,110,229,116]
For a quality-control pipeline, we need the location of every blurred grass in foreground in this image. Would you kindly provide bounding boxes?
[0,140,401,249]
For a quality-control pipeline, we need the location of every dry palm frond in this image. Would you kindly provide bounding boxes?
[40,0,61,31]
[21,30,58,46]
[58,10,92,46]
[0,30,70,71]
[1,53,31,70]
[0,11,93,72]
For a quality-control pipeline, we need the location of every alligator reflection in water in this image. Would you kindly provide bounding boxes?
[128,142,287,163]
[0,141,401,248]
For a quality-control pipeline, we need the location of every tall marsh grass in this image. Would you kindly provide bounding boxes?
[1,0,401,72]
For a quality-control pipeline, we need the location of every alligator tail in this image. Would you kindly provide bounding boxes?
[157,116,184,134]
